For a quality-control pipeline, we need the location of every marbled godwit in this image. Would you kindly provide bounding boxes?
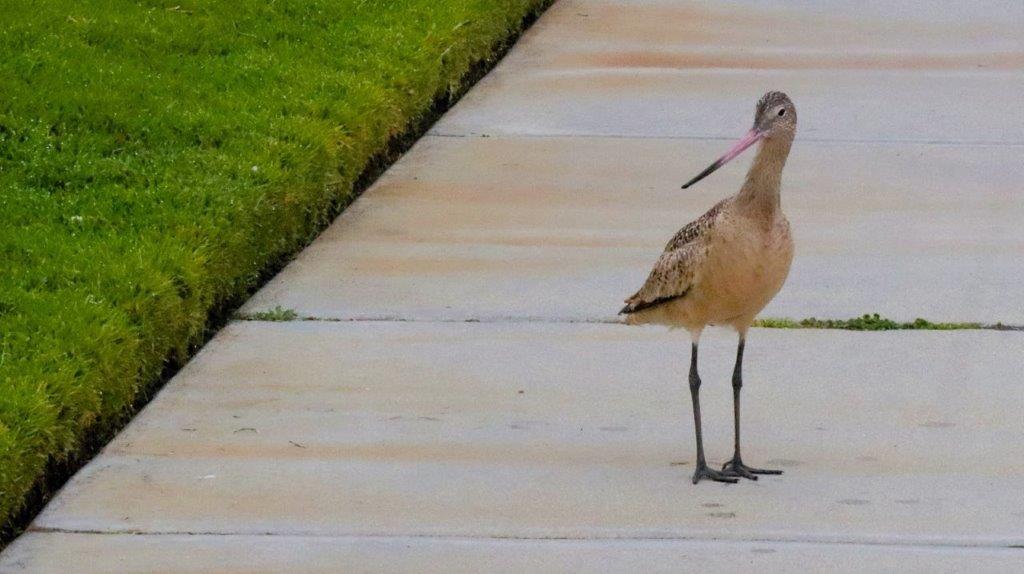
[621,92,796,484]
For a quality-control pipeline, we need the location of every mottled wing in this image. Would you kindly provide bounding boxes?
[663,198,726,251]
[620,243,705,313]
[620,199,725,314]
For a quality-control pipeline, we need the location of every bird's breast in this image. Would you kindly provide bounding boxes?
[696,216,793,320]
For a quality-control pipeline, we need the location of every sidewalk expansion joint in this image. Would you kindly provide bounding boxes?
[25,526,1024,552]
[233,312,1024,332]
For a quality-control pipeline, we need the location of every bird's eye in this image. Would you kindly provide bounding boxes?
[777,109,786,116]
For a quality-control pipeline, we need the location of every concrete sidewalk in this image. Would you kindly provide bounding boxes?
[3,1,1023,572]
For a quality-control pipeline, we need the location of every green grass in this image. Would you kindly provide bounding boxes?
[754,314,984,331]
[0,0,547,532]
[237,306,299,322]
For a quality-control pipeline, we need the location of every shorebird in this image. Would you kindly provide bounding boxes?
[620,91,796,484]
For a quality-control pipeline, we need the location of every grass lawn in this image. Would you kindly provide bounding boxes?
[0,0,547,532]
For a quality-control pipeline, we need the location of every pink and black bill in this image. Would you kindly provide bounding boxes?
[681,128,764,189]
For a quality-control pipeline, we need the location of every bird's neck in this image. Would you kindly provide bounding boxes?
[735,136,792,219]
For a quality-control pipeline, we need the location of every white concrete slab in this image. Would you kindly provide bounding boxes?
[430,69,1024,143]
[25,322,1024,547]
[432,0,1024,142]
[241,136,1024,324]
[506,0,1024,72]
[4,533,1024,574]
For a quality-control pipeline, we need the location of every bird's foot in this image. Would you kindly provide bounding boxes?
[721,457,782,481]
[692,463,739,484]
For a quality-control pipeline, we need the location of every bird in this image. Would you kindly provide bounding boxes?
[620,91,797,484]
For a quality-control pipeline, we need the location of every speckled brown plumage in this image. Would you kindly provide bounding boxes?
[619,199,725,314]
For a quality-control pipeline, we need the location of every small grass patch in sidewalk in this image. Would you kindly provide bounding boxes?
[755,314,986,331]
[0,0,550,538]
[237,306,300,322]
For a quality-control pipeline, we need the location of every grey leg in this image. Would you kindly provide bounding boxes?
[689,343,738,484]
[722,337,782,480]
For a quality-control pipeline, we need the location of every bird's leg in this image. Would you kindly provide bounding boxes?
[689,343,737,484]
[722,337,782,480]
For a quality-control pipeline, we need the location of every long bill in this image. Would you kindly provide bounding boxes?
[681,128,764,189]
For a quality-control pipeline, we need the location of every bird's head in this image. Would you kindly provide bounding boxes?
[754,91,797,141]
[682,91,797,189]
